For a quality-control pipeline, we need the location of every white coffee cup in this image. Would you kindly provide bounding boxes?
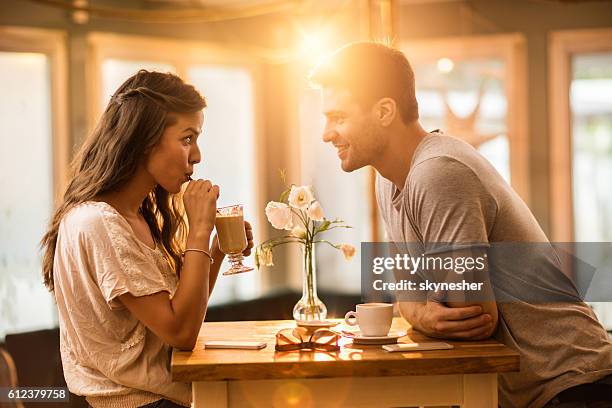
[344,303,393,337]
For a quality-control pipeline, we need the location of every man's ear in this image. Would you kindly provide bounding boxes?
[374,97,397,127]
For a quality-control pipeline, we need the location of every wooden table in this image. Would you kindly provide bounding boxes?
[172,318,519,408]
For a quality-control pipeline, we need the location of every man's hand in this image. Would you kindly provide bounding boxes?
[415,300,495,340]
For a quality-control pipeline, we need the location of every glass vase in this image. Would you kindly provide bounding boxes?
[293,242,327,322]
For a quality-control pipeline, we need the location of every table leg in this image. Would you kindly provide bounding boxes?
[462,373,497,407]
[193,381,228,408]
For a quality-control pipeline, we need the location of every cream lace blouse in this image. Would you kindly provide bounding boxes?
[53,201,192,408]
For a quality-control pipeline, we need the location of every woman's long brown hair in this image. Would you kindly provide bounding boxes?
[41,70,206,292]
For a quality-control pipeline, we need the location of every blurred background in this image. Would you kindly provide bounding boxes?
[0,0,611,402]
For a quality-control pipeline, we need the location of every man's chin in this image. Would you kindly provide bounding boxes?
[340,159,360,173]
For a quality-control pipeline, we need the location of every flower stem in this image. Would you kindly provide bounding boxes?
[304,242,318,320]
[313,239,342,250]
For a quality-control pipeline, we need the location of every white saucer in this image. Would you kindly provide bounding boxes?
[295,320,339,329]
[342,330,406,345]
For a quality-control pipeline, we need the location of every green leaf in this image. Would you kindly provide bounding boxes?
[279,187,291,204]
[317,220,331,233]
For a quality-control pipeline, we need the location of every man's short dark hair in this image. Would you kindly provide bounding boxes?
[309,41,419,124]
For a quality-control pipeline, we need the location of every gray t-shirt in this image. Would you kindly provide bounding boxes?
[376,132,612,408]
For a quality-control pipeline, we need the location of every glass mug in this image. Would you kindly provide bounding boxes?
[215,204,253,275]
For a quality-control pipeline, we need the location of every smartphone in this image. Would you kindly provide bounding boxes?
[382,342,453,352]
[204,341,267,350]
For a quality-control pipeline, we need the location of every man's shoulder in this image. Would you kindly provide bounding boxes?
[409,133,495,190]
[409,155,479,189]
[412,132,479,169]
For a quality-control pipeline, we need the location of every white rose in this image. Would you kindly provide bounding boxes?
[288,185,314,210]
[341,244,356,261]
[265,201,293,230]
[290,225,307,239]
[307,201,324,221]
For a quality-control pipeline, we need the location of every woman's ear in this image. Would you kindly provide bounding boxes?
[141,147,151,160]
[142,141,158,158]
[374,97,397,127]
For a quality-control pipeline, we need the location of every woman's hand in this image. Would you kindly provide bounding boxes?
[243,220,254,256]
[183,179,219,243]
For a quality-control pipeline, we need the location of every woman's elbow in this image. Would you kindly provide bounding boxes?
[174,340,196,351]
[172,330,198,351]
[163,320,199,351]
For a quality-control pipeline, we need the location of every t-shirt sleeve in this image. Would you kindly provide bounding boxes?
[407,156,498,302]
[407,156,498,249]
[76,206,170,310]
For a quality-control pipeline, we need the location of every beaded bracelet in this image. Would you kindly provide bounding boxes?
[182,248,214,264]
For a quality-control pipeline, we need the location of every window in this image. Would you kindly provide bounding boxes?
[88,33,261,305]
[414,58,510,182]
[570,53,612,242]
[188,66,258,301]
[100,59,176,108]
[0,27,68,340]
[298,89,370,293]
[549,28,612,329]
[401,34,529,203]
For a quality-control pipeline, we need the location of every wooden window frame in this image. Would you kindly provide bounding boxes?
[548,28,612,241]
[0,26,69,203]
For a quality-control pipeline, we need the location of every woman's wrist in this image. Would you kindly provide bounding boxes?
[211,246,225,262]
[187,230,212,250]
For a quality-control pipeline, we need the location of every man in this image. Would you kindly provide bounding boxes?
[309,41,612,408]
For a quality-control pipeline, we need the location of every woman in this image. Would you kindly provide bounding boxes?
[41,70,253,408]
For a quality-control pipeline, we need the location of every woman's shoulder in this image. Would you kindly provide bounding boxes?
[60,201,127,238]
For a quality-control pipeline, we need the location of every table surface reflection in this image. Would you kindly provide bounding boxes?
[171,318,519,382]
